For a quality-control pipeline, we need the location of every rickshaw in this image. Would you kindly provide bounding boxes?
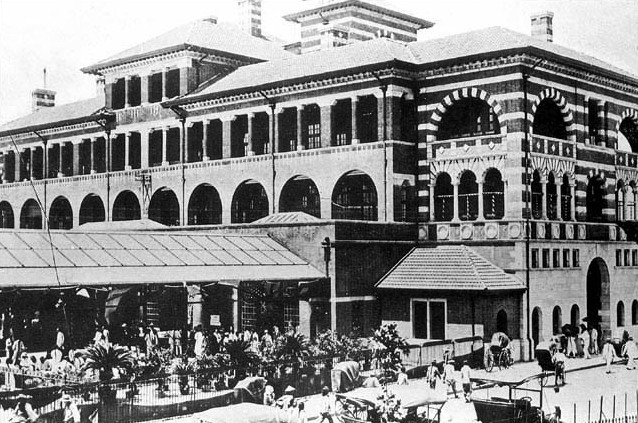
[535,342,564,387]
[485,332,513,372]
[191,402,299,423]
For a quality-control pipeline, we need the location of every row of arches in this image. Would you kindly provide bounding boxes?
[0,170,404,229]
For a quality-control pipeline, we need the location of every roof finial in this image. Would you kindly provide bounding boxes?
[43,67,47,89]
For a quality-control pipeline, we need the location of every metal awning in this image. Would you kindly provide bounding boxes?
[0,230,324,289]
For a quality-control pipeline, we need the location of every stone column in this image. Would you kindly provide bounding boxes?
[272,108,280,154]
[179,67,189,96]
[162,69,169,102]
[556,179,562,220]
[320,104,332,148]
[44,146,50,179]
[478,181,484,220]
[429,182,436,221]
[296,106,304,150]
[125,132,132,170]
[452,181,459,222]
[57,143,64,178]
[29,148,35,180]
[162,127,169,166]
[188,285,206,329]
[298,300,312,338]
[90,137,96,174]
[246,113,254,156]
[540,177,548,219]
[72,141,80,176]
[202,120,210,161]
[570,183,576,221]
[634,191,638,221]
[185,123,193,163]
[140,74,150,105]
[231,289,239,333]
[124,76,131,108]
[14,150,21,182]
[141,130,149,169]
[351,97,359,144]
[1,151,7,183]
[222,118,232,159]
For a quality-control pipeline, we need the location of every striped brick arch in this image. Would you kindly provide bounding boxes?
[429,88,506,141]
[616,109,638,132]
[530,88,575,139]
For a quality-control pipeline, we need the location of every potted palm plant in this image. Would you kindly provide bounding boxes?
[172,359,195,395]
[80,344,135,401]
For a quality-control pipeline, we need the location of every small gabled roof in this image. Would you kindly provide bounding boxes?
[253,212,321,224]
[168,37,414,104]
[283,0,433,30]
[0,97,105,136]
[408,26,638,82]
[376,245,525,292]
[82,19,291,74]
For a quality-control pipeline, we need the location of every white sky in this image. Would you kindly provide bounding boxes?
[0,0,637,125]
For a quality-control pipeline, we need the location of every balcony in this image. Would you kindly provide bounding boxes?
[530,135,575,159]
[431,134,505,159]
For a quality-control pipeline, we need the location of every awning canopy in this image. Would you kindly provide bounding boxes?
[0,230,324,289]
[376,245,525,292]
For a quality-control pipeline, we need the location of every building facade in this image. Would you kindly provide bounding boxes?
[0,0,637,357]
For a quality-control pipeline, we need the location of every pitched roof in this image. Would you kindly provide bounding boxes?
[171,37,414,102]
[82,19,291,73]
[408,26,637,81]
[0,97,104,134]
[0,230,324,288]
[376,245,524,291]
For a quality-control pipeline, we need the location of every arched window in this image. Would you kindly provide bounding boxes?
[617,301,625,327]
[20,199,42,229]
[587,175,605,222]
[113,191,141,221]
[434,173,453,221]
[483,169,504,219]
[632,300,638,325]
[0,201,14,228]
[437,98,500,140]
[531,170,543,219]
[618,118,638,153]
[49,196,73,230]
[547,173,557,220]
[570,304,580,327]
[533,99,567,140]
[552,306,562,335]
[458,171,478,221]
[617,181,625,221]
[149,188,180,226]
[627,185,636,221]
[280,176,321,218]
[331,171,377,221]
[232,180,269,223]
[79,194,105,225]
[188,184,222,225]
[561,174,572,220]
[496,309,508,334]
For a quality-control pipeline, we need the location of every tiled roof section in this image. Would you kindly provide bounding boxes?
[253,212,321,224]
[0,230,324,288]
[84,20,291,72]
[376,245,524,291]
[408,26,638,81]
[0,97,104,133]
[176,37,413,99]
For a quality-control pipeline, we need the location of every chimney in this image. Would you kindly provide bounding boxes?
[238,0,262,38]
[531,11,554,42]
[31,68,56,112]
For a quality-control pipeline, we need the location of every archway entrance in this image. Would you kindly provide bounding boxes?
[587,258,611,337]
[49,196,73,230]
[149,188,180,226]
[79,194,105,225]
[113,191,141,221]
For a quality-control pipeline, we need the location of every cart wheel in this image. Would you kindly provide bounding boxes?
[485,353,494,372]
[498,352,509,370]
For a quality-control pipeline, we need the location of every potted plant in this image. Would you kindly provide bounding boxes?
[80,344,135,401]
[172,359,194,395]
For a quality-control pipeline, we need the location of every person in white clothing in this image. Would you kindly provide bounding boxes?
[621,336,638,370]
[460,361,472,402]
[602,338,617,374]
[193,326,206,357]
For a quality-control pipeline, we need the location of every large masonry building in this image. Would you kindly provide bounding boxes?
[0,0,637,357]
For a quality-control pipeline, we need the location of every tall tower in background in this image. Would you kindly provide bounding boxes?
[238,0,262,38]
[31,68,56,112]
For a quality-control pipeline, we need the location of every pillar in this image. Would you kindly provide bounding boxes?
[377,92,386,142]
[162,127,169,166]
[634,191,638,221]
[540,177,548,219]
[44,146,50,179]
[222,118,232,159]
[184,123,193,163]
[188,285,206,329]
[162,69,168,102]
[246,113,254,156]
[570,183,576,221]
[296,106,304,150]
[141,130,149,169]
[320,104,332,148]
[57,143,64,178]
[14,150,21,182]
[478,181,484,219]
[141,74,150,105]
[202,120,210,161]
[90,137,96,174]
[452,181,459,222]
[429,183,436,222]
[179,67,189,96]
[351,97,359,144]
[232,289,239,333]
[555,179,562,221]
[125,132,132,170]
[272,109,280,154]
[124,76,131,108]
[298,300,312,337]
[1,152,6,183]
[72,142,80,176]
[597,101,605,147]
[29,148,35,180]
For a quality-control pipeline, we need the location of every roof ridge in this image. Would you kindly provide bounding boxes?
[462,245,486,290]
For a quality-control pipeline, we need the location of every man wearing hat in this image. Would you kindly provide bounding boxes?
[621,336,638,370]
[61,393,81,423]
[602,338,617,374]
